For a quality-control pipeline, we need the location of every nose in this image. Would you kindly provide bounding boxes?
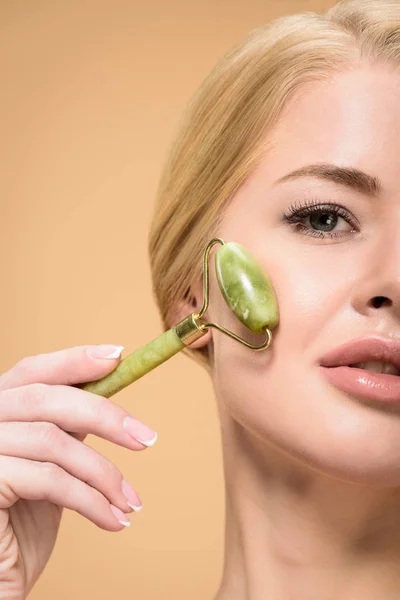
[350,225,400,321]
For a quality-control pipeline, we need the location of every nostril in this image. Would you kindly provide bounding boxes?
[370,296,391,309]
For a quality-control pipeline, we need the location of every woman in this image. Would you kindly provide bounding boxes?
[1,0,400,597]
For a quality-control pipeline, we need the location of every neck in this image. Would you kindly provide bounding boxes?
[214,417,400,600]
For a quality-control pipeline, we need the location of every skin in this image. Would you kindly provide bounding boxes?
[0,347,155,598]
[176,64,400,599]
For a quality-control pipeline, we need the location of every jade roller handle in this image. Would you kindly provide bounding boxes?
[79,314,205,398]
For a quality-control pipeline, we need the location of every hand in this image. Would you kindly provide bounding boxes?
[0,345,157,600]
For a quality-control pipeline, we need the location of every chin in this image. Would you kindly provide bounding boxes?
[275,395,400,486]
[222,369,400,487]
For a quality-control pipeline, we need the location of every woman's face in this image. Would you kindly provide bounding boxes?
[203,65,400,484]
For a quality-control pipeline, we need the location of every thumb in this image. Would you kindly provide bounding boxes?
[0,345,125,391]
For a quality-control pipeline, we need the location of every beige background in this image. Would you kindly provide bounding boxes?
[1,1,335,598]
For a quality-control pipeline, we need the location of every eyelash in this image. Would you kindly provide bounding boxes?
[282,199,360,239]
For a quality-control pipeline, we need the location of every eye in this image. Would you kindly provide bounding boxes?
[282,200,359,239]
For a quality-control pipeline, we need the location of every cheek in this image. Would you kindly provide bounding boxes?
[217,213,360,348]
[209,238,360,423]
[264,239,359,345]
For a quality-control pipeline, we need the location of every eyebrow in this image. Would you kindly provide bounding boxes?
[275,163,382,197]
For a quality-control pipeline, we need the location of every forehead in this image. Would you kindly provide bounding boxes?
[268,66,400,178]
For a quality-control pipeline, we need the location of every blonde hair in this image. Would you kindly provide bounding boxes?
[148,0,400,369]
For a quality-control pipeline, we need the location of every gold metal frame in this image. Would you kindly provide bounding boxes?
[174,238,272,351]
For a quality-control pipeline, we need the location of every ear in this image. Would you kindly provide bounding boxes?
[167,283,212,350]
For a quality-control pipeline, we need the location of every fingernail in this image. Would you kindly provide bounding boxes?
[110,504,130,527]
[87,345,125,359]
[122,480,143,512]
[123,416,158,447]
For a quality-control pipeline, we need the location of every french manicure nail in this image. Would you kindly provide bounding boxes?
[123,416,158,447]
[122,480,143,512]
[87,345,125,359]
[110,504,131,527]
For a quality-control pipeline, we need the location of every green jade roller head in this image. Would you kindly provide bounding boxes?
[80,238,279,398]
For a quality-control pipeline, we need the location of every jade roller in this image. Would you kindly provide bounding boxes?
[79,238,279,398]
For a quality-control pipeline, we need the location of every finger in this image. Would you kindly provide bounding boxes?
[0,344,125,391]
[0,383,158,450]
[0,456,132,531]
[0,421,143,513]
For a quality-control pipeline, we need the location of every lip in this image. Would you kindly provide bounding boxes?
[319,336,400,403]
